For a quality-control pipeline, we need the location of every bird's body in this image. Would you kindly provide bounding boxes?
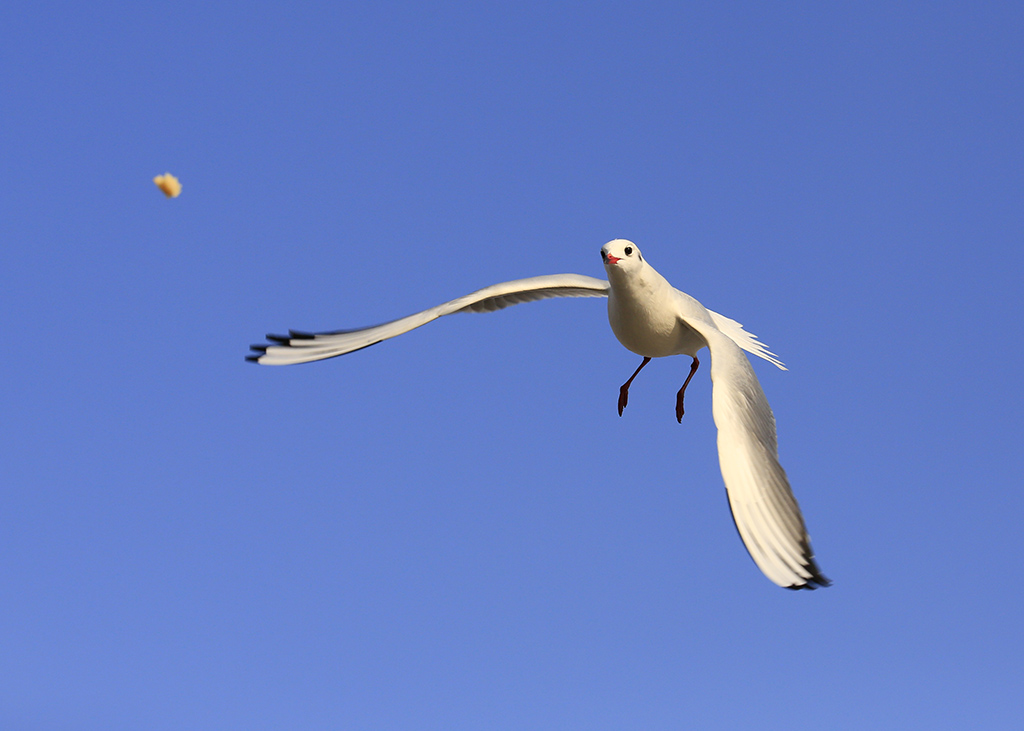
[605,244,707,358]
[249,239,829,590]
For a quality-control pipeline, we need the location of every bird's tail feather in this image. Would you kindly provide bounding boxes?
[707,310,787,370]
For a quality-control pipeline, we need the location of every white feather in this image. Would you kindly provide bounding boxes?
[708,309,787,370]
[249,274,609,365]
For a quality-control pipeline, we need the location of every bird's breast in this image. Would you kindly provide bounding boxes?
[607,291,706,358]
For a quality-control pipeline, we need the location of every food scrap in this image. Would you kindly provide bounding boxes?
[153,173,182,198]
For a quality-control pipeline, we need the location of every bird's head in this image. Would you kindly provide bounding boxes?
[600,239,644,277]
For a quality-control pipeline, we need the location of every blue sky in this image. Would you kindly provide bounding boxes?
[2,2,1022,729]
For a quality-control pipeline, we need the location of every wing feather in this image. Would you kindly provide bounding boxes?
[708,309,787,370]
[248,274,609,365]
[684,316,829,589]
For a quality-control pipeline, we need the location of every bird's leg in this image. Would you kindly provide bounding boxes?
[618,357,651,416]
[675,357,700,423]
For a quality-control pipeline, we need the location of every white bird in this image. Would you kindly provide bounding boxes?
[248,239,830,590]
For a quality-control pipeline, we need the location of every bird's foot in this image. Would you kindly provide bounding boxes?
[618,385,629,416]
[618,356,651,417]
[676,356,699,423]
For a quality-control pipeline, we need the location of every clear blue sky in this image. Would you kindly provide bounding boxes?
[3,2,1022,729]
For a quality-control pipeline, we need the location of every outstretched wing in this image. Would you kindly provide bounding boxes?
[248,274,610,365]
[682,305,829,589]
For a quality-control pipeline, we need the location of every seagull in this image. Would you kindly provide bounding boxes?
[248,239,830,590]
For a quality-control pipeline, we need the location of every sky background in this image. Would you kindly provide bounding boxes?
[2,2,1023,729]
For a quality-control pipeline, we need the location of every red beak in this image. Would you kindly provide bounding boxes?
[605,255,621,264]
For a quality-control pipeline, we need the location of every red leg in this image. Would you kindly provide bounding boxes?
[618,357,651,416]
[675,356,700,423]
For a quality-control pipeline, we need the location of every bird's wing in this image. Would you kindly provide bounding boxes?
[248,273,610,365]
[706,309,787,370]
[679,301,829,589]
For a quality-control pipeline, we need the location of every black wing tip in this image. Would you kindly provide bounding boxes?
[786,565,832,591]
[246,343,268,362]
[264,330,317,345]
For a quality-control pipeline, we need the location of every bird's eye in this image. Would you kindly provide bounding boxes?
[624,246,633,255]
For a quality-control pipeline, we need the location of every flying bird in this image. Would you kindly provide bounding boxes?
[248,239,830,590]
